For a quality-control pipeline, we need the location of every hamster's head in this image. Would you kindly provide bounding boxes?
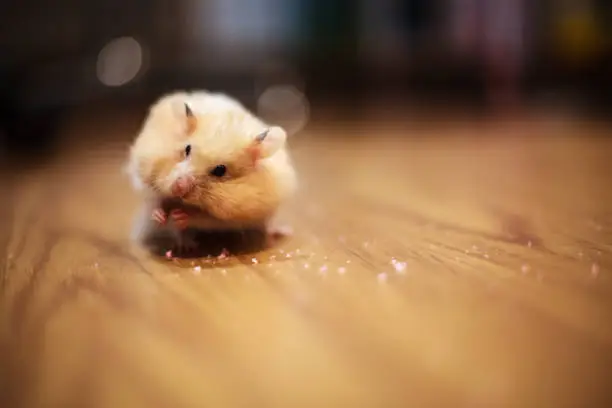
[128,93,297,223]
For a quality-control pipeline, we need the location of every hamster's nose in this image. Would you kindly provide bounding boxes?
[171,176,195,197]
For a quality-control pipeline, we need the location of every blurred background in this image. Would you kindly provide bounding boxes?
[0,0,611,157]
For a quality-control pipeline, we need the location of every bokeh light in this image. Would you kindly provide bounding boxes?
[96,36,144,87]
[257,85,310,136]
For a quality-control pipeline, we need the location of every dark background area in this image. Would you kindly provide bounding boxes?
[0,0,611,157]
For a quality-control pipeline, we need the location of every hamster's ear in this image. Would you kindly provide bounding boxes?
[251,126,286,159]
[170,100,198,136]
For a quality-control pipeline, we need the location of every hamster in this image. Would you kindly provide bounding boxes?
[126,90,298,253]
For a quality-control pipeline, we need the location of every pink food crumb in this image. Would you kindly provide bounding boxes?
[193,266,202,274]
[337,267,346,275]
[251,258,259,264]
[165,250,173,259]
[392,260,407,274]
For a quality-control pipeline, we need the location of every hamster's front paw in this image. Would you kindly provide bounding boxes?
[170,209,190,230]
[151,208,167,224]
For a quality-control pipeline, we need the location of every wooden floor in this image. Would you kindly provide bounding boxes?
[1,106,612,408]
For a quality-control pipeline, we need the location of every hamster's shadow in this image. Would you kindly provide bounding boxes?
[143,227,271,259]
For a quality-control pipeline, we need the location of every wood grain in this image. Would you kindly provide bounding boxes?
[1,107,612,408]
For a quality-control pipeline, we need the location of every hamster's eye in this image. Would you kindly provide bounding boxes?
[184,144,192,157]
[209,165,227,178]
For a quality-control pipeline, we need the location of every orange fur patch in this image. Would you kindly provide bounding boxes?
[247,144,261,166]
